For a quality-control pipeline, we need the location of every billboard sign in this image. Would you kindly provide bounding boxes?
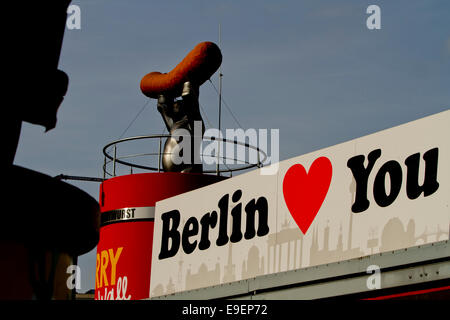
[149,110,450,297]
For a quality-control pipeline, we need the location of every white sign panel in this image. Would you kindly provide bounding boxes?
[150,110,450,297]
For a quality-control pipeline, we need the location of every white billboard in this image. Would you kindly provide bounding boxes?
[149,110,450,297]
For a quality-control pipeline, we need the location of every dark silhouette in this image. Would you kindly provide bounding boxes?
[2,2,100,300]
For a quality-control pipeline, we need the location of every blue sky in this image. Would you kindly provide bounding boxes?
[14,0,449,292]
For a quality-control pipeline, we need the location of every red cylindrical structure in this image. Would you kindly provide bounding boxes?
[95,172,224,300]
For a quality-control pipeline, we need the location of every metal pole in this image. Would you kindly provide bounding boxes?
[103,156,106,180]
[113,145,117,177]
[257,147,261,168]
[158,137,162,173]
[54,174,104,182]
[216,73,222,175]
[216,23,222,176]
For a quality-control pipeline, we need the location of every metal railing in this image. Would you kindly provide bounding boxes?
[102,134,267,179]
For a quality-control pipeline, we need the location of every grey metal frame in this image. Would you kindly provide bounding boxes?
[149,240,450,300]
[102,134,268,178]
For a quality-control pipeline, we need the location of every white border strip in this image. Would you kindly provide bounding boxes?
[101,206,155,226]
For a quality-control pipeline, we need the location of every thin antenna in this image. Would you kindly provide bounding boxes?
[216,23,223,176]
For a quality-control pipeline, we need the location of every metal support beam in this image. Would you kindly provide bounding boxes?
[54,174,104,183]
[149,240,450,300]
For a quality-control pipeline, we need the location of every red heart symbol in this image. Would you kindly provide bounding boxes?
[283,157,332,235]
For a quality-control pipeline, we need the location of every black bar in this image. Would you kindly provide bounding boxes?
[54,174,104,182]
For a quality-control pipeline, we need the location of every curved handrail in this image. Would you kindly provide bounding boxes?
[102,134,267,178]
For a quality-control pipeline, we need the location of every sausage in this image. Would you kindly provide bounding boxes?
[140,41,222,99]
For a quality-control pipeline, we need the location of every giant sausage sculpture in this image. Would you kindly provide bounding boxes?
[140,42,222,173]
[140,41,222,99]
